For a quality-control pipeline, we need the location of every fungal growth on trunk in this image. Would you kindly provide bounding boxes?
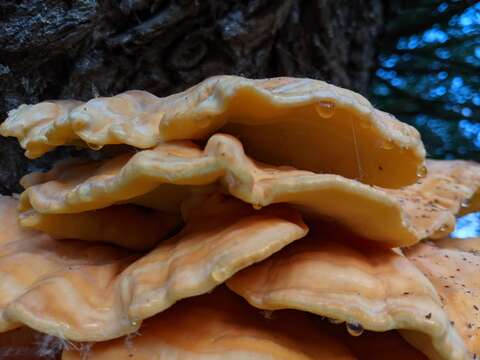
[0,76,478,360]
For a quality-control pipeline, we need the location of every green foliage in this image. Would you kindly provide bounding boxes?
[371,0,480,161]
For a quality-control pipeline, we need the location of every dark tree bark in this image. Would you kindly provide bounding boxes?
[0,0,384,194]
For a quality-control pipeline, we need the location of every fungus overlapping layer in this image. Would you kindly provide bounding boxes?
[1,76,425,187]
[405,239,480,358]
[0,195,306,341]
[227,227,471,360]
[19,135,480,248]
[62,287,426,360]
[1,75,479,360]
[19,205,181,250]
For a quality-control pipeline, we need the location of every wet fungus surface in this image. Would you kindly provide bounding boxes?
[0,76,478,360]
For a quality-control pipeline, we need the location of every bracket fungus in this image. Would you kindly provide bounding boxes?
[405,239,480,357]
[227,228,469,360]
[19,205,181,250]
[18,135,480,248]
[63,287,427,360]
[0,195,307,341]
[1,76,425,188]
[0,76,479,359]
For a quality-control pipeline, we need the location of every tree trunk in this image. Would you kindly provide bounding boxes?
[0,0,384,194]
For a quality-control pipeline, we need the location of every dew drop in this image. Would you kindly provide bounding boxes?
[131,320,138,327]
[252,204,262,210]
[380,140,394,150]
[439,224,450,233]
[86,142,103,151]
[461,199,470,208]
[416,165,428,178]
[346,322,364,336]
[328,317,343,325]
[315,101,335,118]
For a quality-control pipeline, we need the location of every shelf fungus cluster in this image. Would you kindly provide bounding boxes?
[0,76,479,360]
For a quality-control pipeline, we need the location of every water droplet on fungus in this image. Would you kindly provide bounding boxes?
[346,322,364,336]
[86,142,103,151]
[416,165,428,178]
[380,140,394,150]
[315,101,335,118]
[328,317,343,325]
